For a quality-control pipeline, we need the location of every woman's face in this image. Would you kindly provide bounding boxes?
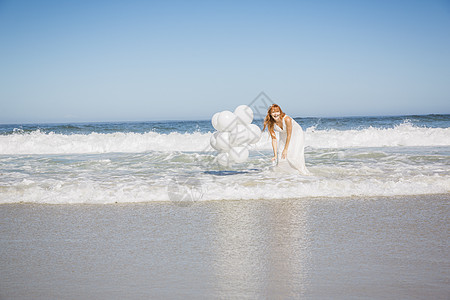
[271,109,281,121]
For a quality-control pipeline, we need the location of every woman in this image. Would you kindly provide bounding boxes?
[263,104,310,175]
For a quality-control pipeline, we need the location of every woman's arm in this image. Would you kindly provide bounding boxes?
[282,116,292,159]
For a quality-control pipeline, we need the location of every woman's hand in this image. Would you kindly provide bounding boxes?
[281,149,287,159]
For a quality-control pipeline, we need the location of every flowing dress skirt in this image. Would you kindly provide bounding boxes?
[274,116,310,175]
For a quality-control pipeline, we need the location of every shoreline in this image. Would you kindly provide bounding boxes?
[1,193,449,206]
[1,194,448,299]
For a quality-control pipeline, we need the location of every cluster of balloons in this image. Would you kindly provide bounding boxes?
[210,105,262,166]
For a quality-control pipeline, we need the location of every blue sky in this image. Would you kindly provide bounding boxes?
[1,0,449,123]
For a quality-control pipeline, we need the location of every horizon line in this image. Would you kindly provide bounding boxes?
[1,113,449,126]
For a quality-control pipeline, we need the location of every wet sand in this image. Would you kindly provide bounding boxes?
[1,195,448,299]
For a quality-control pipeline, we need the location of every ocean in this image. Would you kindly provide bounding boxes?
[1,114,449,298]
[0,114,449,204]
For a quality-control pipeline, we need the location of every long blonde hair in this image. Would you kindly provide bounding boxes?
[263,104,285,139]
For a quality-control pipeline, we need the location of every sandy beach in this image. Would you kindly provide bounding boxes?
[1,194,448,299]
[2,0,449,298]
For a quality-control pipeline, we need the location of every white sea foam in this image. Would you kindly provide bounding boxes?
[1,118,448,204]
[1,147,449,204]
[0,130,211,155]
[1,123,449,155]
[1,169,448,204]
[305,122,450,148]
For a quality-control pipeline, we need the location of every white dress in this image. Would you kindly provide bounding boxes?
[273,115,310,175]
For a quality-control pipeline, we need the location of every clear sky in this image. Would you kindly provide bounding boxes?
[1,0,449,123]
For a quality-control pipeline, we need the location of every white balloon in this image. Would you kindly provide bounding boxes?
[234,105,253,124]
[211,112,220,131]
[217,152,230,167]
[217,110,237,132]
[229,146,249,163]
[210,131,220,150]
[247,124,262,144]
[215,131,232,152]
[230,124,250,146]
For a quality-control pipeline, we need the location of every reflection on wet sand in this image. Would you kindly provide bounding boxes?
[0,195,448,299]
[210,199,311,298]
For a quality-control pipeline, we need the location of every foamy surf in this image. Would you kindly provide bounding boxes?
[1,116,449,204]
[0,148,448,204]
[1,122,449,155]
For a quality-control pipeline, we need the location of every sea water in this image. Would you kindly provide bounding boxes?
[1,115,449,299]
[0,114,449,204]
